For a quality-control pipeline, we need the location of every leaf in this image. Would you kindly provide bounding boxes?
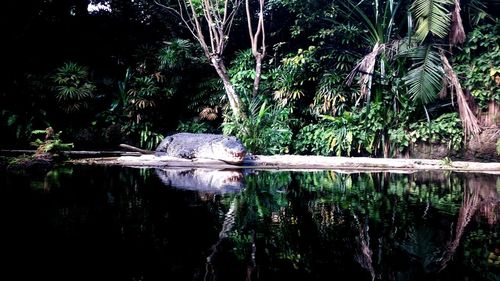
[402,45,443,104]
[7,115,17,126]
[258,100,268,120]
[411,0,453,42]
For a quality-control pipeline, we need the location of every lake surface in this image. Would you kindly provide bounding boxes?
[0,165,498,281]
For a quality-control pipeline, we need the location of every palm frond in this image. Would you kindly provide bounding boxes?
[342,0,400,45]
[411,0,453,42]
[402,45,443,104]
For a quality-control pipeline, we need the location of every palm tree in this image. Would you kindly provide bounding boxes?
[346,0,482,138]
[345,0,401,104]
[404,0,480,137]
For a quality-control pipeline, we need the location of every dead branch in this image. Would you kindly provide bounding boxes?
[450,0,466,45]
[440,51,481,138]
[347,43,385,104]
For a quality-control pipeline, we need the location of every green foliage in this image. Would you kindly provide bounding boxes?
[229,49,257,96]
[127,76,162,109]
[295,102,393,156]
[30,127,73,155]
[103,39,200,148]
[223,97,293,154]
[455,21,500,109]
[402,45,443,104]
[271,46,319,107]
[51,61,96,112]
[2,110,49,143]
[388,127,411,152]
[157,38,200,70]
[176,120,213,133]
[411,0,453,42]
[3,0,491,158]
[463,228,500,280]
[138,124,164,151]
[294,122,333,155]
[311,72,350,115]
[341,0,400,45]
[409,112,464,151]
[218,169,485,278]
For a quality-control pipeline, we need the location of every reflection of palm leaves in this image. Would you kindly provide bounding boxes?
[401,226,441,272]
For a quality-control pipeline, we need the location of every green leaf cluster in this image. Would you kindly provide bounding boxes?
[51,62,96,112]
[455,22,500,109]
[409,112,464,151]
[223,97,294,154]
[30,128,73,155]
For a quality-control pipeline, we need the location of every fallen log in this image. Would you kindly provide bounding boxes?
[0,149,142,157]
[68,154,500,173]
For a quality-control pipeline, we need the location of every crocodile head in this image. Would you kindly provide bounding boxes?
[209,136,247,164]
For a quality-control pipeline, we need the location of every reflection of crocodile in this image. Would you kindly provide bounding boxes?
[155,133,247,164]
[155,168,245,193]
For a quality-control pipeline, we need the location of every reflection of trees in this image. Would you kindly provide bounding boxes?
[439,174,500,271]
[207,171,293,281]
[208,170,498,280]
[439,179,481,270]
[400,225,441,272]
[205,198,238,281]
[300,171,499,280]
[353,213,375,281]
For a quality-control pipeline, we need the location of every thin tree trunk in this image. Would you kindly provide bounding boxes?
[252,54,263,97]
[211,56,246,119]
[246,0,266,97]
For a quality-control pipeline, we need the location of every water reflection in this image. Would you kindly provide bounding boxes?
[0,167,498,281]
[155,168,245,193]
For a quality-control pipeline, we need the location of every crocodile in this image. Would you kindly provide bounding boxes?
[154,133,247,164]
[155,168,244,193]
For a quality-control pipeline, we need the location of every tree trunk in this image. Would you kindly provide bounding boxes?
[487,100,500,126]
[252,53,263,97]
[211,56,246,119]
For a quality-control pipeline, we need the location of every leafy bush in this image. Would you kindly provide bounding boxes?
[388,127,411,153]
[30,127,73,155]
[223,97,293,155]
[294,122,333,155]
[455,22,500,109]
[295,102,393,156]
[138,124,164,151]
[176,120,213,134]
[51,62,96,112]
[409,113,464,151]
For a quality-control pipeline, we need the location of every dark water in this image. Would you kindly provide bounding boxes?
[0,166,499,281]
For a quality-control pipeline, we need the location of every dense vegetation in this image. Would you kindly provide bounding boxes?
[1,0,499,157]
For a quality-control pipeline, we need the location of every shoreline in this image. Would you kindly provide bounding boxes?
[69,154,500,173]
